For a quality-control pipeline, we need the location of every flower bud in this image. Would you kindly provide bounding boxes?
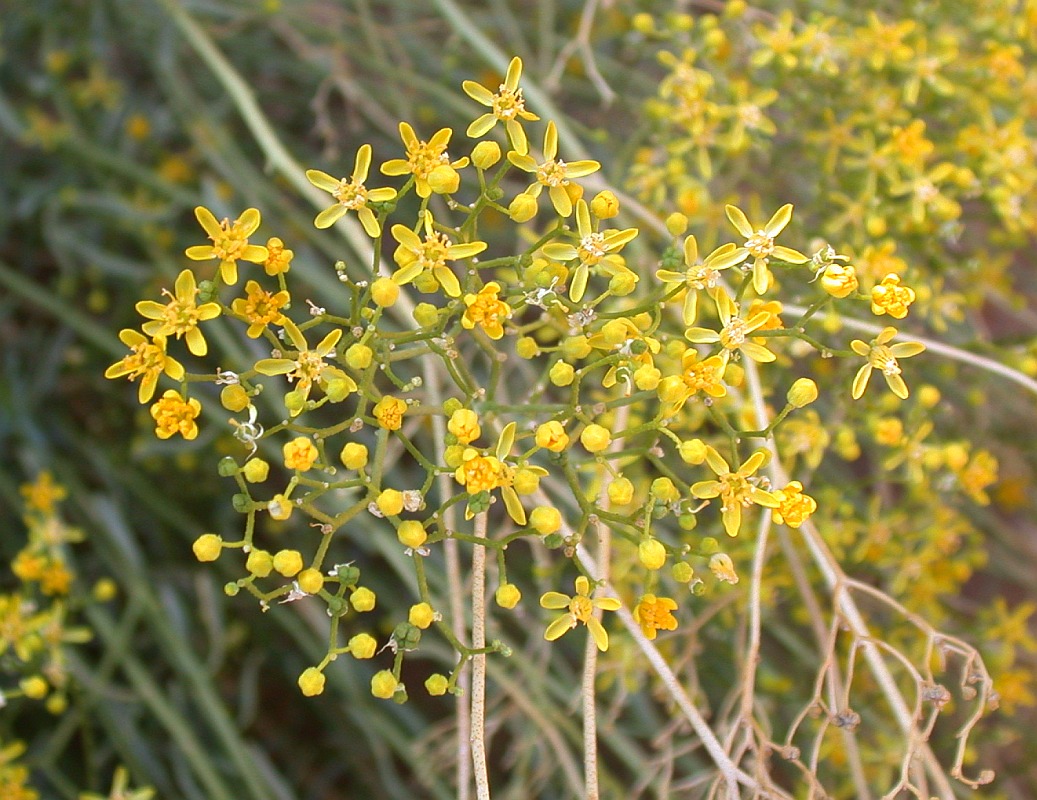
[495,583,521,609]
[549,361,575,386]
[413,302,439,327]
[561,335,592,360]
[246,548,273,577]
[448,408,481,444]
[409,602,436,629]
[529,506,561,535]
[339,442,369,470]
[297,568,324,594]
[666,212,689,237]
[650,477,680,503]
[376,489,405,517]
[397,520,428,549]
[608,477,634,505]
[512,468,540,495]
[820,263,858,298]
[634,364,661,391]
[508,192,538,223]
[672,561,694,583]
[428,164,460,194]
[349,633,377,659]
[351,586,377,612]
[220,384,249,412]
[192,533,223,562]
[516,336,539,358]
[345,343,373,370]
[273,549,303,577]
[786,378,818,408]
[609,271,637,296]
[472,140,501,169]
[298,667,325,697]
[242,458,269,483]
[590,190,619,219]
[425,673,449,696]
[679,439,707,464]
[371,670,398,699]
[371,276,400,307]
[638,538,667,570]
[536,421,569,452]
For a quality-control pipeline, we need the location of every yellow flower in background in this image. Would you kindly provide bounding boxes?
[870,273,916,319]
[542,199,638,302]
[691,446,779,536]
[725,203,808,294]
[462,282,511,339]
[633,594,679,640]
[391,211,486,297]
[380,122,468,198]
[306,144,398,236]
[135,269,220,356]
[850,327,925,400]
[507,121,600,217]
[150,390,201,440]
[20,471,67,515]
[462,56,539,155]
[185,206,268,286]
[656,235,742,324]
[105,330,185,404]
[230,280,289,338]
[540,576,621,651]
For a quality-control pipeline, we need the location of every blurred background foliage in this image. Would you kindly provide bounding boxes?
[1,0,1036,798]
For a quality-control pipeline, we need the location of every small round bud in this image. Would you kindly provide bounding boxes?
[609,271,638,296]
[561,335,592,360]
[516,336,539,359]
[413,302,439,327]
[325,378,353,402]
[444,444,466,468]
[631,12,654,33]
[495,583,521,609]
[678,512,698,530]
[92,578,118,602]
[349,633,377,659]
[409,602,436,629]
[397,520,428,549]
[371,670,398,699]
[447,408,481,444]
[339,442,369,470]
[590,190,619,219]
[580,424,612,453]
[192,533,223,562]
[220,384,249,412]
[820,263,858,298]
[786,378,819,408]
[918,385,941,408]
[217,456,239,477]
[601,319,629,347]
[376,489,405,517]
[284,389,306,415]
[508,192,538,223]
[246,548,273,578]
[298,667,325,697]
[512,468,540,495]
[638,538,667,570]
[371,276,400,307]
[672,562,694,583]
[224,582,240,596]
[607,477,634,506]
[345,343,373,370]
[242,458,269,483]
[634,364,661,391]
[549,360,575,386]
[425,673,449,696]
[351,586,377,612]
[472,140,501,169]
[273,549,303,577]
[535,421,569,452]
[679,439,707,465]
[297,568,324,594]
[21,675,48,699]
[45,694,68,715]
[268,493,294,521]
[699,537,720,556]
[428,164,460,194]
[529,506,561,535]
[666,212,689,237]
[650,477,680,503]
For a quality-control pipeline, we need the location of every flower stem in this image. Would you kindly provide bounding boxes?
[471,511,491,800]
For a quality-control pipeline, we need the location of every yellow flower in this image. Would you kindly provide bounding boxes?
[691,446,779,536]
[540,576,621,651]
[448,408,482,445]
[586,317,661,389]
[373,395,407,431]
[453,423,529,524]
[542,199,638,302]
[150,390,201,440]
[283,437,318,471]
[254,318,353,414]
[658,351,727,415]
[656,235,743,324]
[390,211,487,298]
[535,420,569,452]
[507,121,600,217]
[686,301,777,367]
[20,472,67,515]
[263,237,294,275]
[870,273,916,319]
[306,144,397,236]
[380,122,468,198]
[579,423,611,453]
[633,594,679,640]
[725,203,808,294]
[462,282,511,339]
[462,56,539,155]
[820,262,859,298]
[850,327,925,400]
[230,280,289,338]
[135,269,220,356]
[771,481,817,528]
[185,206,268,286]
[105,330,185,404]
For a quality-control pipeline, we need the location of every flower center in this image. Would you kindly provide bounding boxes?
[418,232,452,271]
[578,232,607,265]
[746,230,775,259]
[719,473,754,510]
[687,265,720,290]
[290,350,326,389]
[537,159,568,188]
[870,345,901,376]
[570,595,594,623]
[492,86,526,120]
[720,318,749,349]
[407,140,450,179]
[212,218,250,261]
[333,178,368,209]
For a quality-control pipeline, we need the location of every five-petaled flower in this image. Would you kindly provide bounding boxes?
[507,121,600,218]
[633,594,679,640]
[253,318,354,415]
[381,122,468,198]
[306,144,398,237]
[453,422,531,524]
[542,199,638,302]
[656,235,743,325]
[658,350,727,415]
[150,389,201,440]
[725,203,808,294]
[462,282,511,339]
[772,481,817,528]
[691,446,780,536]
[185,206,268,286]
[540,576,621,651]
[136,269,220,356]
[105,330,185,403]
[686,300,778,367]
[462,56,539,155]
[231,280,290,338]
[850,327,925,400]
[391,211,487,297]
[870,273,916,319]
